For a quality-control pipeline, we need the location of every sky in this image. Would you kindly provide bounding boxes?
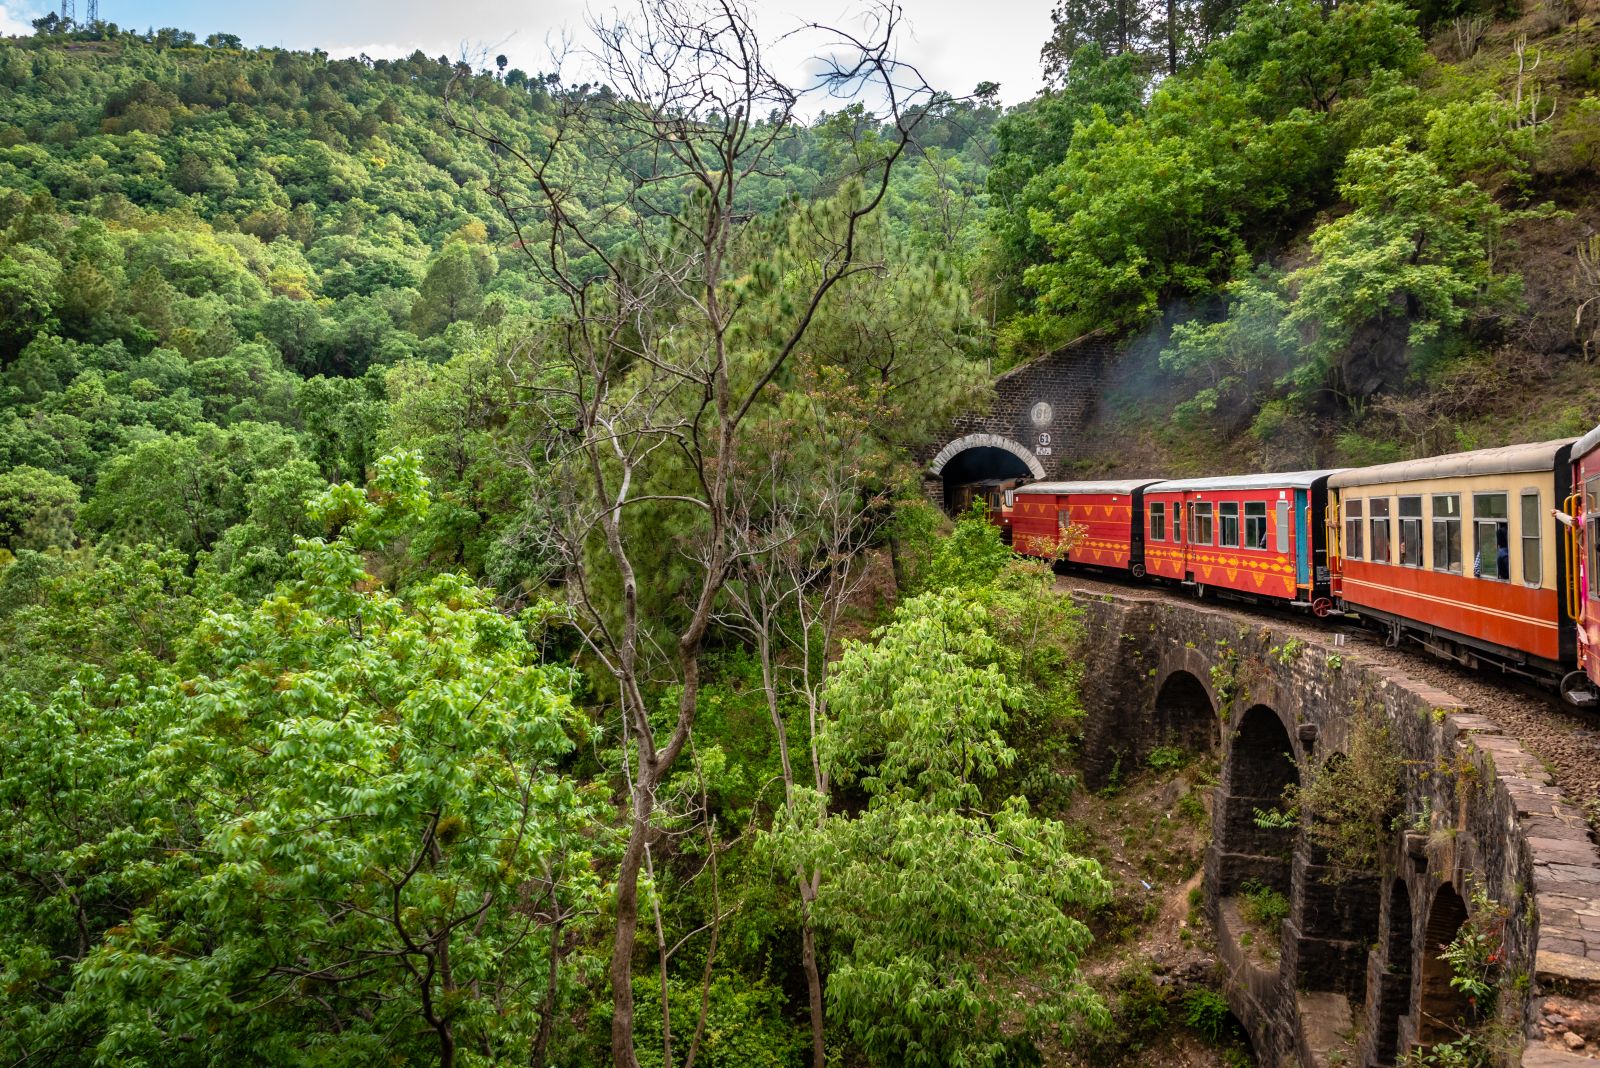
[0,0,1055,106]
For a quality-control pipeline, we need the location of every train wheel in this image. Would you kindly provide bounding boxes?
[1561,671,1599,709]
[1131,563,1147,579]
[1311,597,1334,618]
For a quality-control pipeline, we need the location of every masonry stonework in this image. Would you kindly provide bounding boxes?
[920,334,1117,498]
[1071,587,1600,1068]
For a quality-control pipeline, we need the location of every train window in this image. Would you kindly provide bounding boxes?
[1472,492,1509,581]
[1370,498,1392,564]
[1432,494,1463,574]
[1521,491,1541,586]
[1149,502,1166,542]
[1344,498,1364,561]
[1399,497,1423,567]
[1219,502,1240,548]
[1190,502,1214,545]
[1591,478,1600,592]
[1244,502,1268,549]
[1591,515,1600,598]
[1276,501,1290,553]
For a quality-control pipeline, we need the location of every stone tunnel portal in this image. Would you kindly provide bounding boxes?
[928,433,1045,515]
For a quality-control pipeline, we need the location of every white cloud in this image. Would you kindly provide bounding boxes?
[321,41,436,62]
[0,1,38,37]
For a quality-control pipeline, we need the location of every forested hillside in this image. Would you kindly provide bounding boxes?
[0,20,995,590]
[987,0,1600,471]
[1,0,1598,1065]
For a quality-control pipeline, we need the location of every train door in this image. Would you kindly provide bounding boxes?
[1291,491,1307,587]
[1562,472,1600,704]
[1585,474,1599,682]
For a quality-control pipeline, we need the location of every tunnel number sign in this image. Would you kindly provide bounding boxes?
[1031,401,1054,456]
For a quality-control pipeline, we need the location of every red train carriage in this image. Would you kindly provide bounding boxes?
[1010,480,1161,575]
[1328,440,1577,683]
[1564,422,1600,705]
[1142,472,1341,611]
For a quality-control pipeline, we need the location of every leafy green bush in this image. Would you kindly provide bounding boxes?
[1239,881,1290,928]
[1178,792,1209,824]
[1286,703,1402,874]
[770,578,1111,1066]
[919,500,1014,593]
[1182,988,1233,1042]
[628,975,806,1068]
[1148,745,1192,773]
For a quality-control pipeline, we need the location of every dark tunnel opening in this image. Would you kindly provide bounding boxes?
[939,446,1033,514]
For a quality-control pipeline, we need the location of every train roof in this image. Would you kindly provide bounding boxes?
[1575,421,1600,463]
[1014,479,1162,496]
[1328,439,1575,488]
[1145,471,1343,493]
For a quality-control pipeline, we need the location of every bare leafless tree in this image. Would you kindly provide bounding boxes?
[445,4,931,1063]
[716,392,888,1067]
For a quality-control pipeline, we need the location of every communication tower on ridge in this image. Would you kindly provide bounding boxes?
[59,0,98,22]
[59,0,73,20]
[87,0,99,21]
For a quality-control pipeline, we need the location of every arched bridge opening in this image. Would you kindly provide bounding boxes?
[1153,669,1218,755]
[1417,883,1473,1047]
[1217,703,1299,899]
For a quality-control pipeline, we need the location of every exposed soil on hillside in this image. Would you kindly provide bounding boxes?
[1039,765,1257,1067]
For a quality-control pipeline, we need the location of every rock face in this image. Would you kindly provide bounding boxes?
[1071,589,1600,1067]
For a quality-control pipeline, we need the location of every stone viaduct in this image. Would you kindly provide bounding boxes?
[1073,587,1600,1068]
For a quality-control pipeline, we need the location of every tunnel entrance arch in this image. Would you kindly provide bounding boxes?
[928,433,1045,515]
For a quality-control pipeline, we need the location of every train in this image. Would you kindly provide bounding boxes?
[983,421,1600,707]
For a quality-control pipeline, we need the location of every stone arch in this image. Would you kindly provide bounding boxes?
[1216,704,1300,896]
[1153,670,1218,755]
[928,433,1046,480]
[1373,878,1416,1065]
[1417,883,1473,1046]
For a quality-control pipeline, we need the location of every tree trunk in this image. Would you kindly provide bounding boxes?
[800,890,825,1068]
[1167,0,1178,74]
[609,777,654,1068]
[531,917,562,1067]
[647,845,673,1068]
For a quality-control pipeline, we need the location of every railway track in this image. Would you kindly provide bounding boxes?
[1055,569,1600,825]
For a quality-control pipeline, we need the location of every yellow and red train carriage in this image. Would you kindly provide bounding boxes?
[1327,440,1577,681]
[987,420,1600,706]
